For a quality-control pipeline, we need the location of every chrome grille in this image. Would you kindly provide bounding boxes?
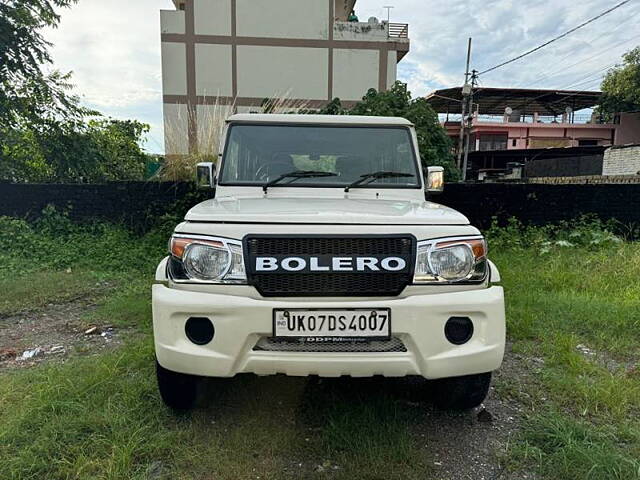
[253,337,407,353]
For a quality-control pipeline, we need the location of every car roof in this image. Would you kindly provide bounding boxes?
[226,114,413,127]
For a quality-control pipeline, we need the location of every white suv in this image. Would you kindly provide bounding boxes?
[152,114,505,410]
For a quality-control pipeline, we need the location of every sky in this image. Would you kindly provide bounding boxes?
[45,0,640,154]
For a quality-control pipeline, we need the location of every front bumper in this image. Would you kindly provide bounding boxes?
[152,284,505,379]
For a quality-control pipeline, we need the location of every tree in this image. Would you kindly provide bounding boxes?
[0,127,51,182]
[319,83,459,181]
[0,1,153,183]
[87,119,151,181]
[0,0,91,128]
[0,119,151,183]
[600,46,640,116]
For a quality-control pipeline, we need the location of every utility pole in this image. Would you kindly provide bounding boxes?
[457,38,472,175]
[461,69,478,181]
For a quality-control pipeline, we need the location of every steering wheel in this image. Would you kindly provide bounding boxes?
[255,162,293,182]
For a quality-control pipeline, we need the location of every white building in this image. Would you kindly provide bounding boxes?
[160,0,410,155]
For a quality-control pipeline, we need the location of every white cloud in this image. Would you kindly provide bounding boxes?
[356,0,639,92]
[46,0,174,152]
[45,0,640,153]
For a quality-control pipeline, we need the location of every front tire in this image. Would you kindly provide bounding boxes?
[156,359,200,411]
[430,372,492,410]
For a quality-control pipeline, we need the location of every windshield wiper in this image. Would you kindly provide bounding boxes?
[344,171,415,192]
[263,170,337,193]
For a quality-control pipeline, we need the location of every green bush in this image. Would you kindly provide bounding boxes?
[0,206,173,276]
[485,216,623,253]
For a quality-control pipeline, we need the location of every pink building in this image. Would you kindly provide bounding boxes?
[425,87,639,152]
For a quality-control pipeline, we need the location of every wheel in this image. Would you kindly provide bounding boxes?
[430,372,492,410]
[156,358,200,411]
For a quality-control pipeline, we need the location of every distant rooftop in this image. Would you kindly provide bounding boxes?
[425,87,602,116]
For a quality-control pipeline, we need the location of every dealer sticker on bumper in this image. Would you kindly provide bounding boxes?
[273,309,391,339]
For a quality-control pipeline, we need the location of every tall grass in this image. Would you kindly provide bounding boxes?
[1,214,639,479]
[161,93,309,182]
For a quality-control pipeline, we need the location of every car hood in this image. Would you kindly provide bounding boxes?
[185,196,469,225]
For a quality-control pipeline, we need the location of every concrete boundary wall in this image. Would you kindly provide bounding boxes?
[2,182,640,233]
[603,145,640,176]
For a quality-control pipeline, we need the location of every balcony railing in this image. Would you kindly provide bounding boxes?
[443,113,606,125]
[388,23,409,38]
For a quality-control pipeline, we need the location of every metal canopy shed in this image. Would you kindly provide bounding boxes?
[425,87,602,116]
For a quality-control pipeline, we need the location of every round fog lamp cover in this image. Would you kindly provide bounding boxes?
[185,317,215,345]
[445,316,474,345]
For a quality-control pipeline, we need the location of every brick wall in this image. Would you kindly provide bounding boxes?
[602,145,640,176]
[526,175,640,184]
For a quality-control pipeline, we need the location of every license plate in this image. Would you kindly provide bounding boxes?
[273,309,391,340]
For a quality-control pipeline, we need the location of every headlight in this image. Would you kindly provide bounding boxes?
[168,235,246,283]
[414,237,487,284]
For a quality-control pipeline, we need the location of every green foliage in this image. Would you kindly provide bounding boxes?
[0,270,104,316]
[485,216,623,253]
[0,206,171,276]
[0,127,52,181]
[1,118,153,183]
[318,97,344,115]
[509,412,640,480]
[490,230,640,479]
[1,213,640,479]
[0,0,88,128]
[0,341,187,480]
[600,46,640,116]
[317,83,459,181]
[0,1,153,183]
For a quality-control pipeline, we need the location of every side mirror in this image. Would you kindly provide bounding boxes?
[425,166,444,194]
[196,162,215,189]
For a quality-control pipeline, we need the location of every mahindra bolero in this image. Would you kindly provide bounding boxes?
[152,114,505,410]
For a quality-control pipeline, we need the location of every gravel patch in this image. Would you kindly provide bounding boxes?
[0,298,128,370]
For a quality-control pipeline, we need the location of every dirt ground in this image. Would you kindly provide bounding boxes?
[412,349,537,480]
[0,298,127,370]
[0,295,534,480]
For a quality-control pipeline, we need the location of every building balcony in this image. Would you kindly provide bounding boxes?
[333,20,409,59]
[443,113,614,127]
[388,23,409,38]
[334,20,409,41]
[443,114,618,151]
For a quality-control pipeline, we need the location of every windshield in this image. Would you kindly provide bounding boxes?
[219,124,421,189]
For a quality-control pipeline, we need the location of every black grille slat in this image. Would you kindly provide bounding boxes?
[245,235,415,297]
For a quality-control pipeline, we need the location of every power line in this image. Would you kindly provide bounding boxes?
[515,11,640,88]
[564,63,617,88]
[478,0,634,76]
[500,63,618,116]
[528,31,640,88]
